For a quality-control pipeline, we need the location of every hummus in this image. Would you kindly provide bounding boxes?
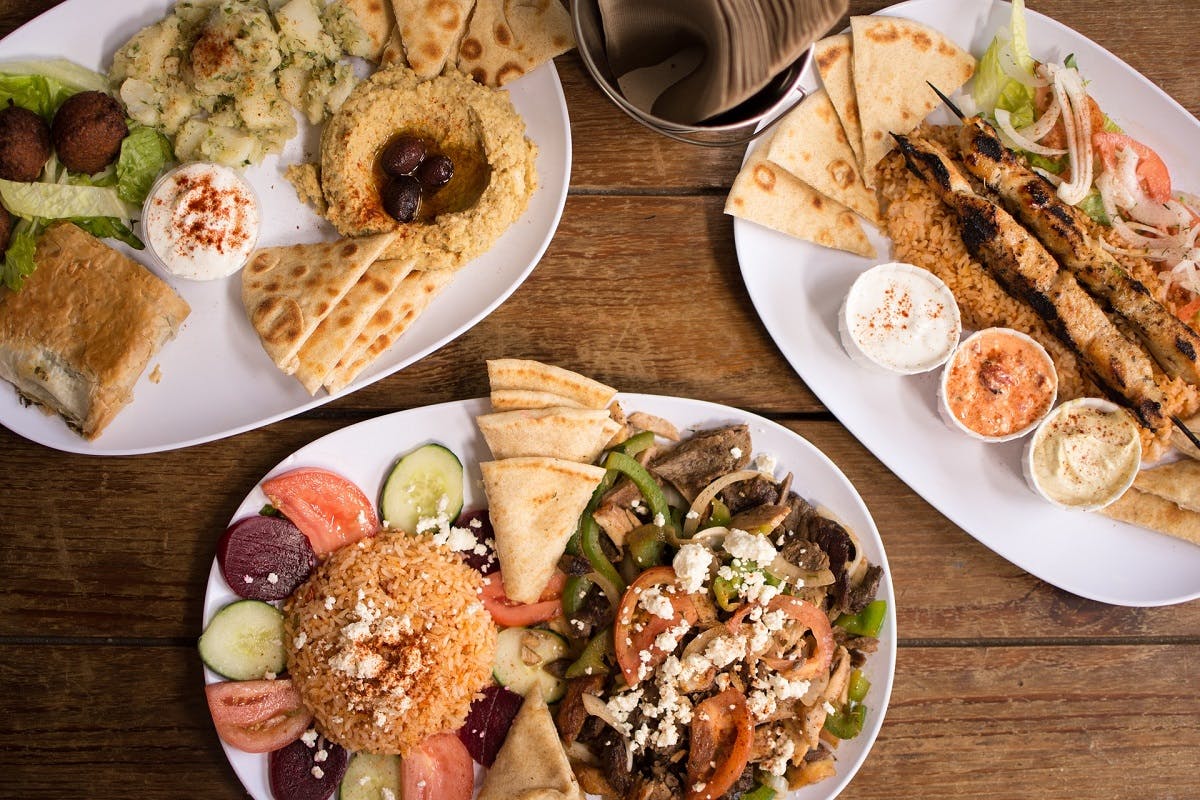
[318,65,538,271]
[1025,398,1141,510]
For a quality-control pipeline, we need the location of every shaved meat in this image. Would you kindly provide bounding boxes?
[649,425,752,502]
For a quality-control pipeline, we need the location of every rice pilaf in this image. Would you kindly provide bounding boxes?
[877,124,1200,458]
[283,530,497,755]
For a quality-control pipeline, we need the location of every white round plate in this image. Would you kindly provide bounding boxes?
[0,0,571,455]
[735,0,1200,607]
[202,394,897,800]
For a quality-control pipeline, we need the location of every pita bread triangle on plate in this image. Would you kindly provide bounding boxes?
[343,0,396,62]
[851,15,975,186]
[490,389,586,411]
[393,0,474,79]
[813,34,865,169]
[487,359,616,410]
[767,87,880,226]
[241,232,397,375]
[478,686,584,800]
[480,456,607,604]
[725,130,876,258]
[457,0,575,87]
[477,407,620,462]
[292,258,416,395]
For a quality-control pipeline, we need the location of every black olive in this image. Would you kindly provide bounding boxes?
[380,135,426,177]
[416,154,454,192]
[381,175,422,222]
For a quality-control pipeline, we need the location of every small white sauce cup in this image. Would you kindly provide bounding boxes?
[937,328,1058,443]
[1022,397,1142,512]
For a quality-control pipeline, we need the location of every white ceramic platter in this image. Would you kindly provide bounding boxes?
[735,0,1200,606]
[202,394,897,800]
[0,0,571,455]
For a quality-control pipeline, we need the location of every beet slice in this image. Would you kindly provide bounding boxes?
[268,733,348,800]
[457,684,524,766]
[455,509,497,575]
[218,516,317,601]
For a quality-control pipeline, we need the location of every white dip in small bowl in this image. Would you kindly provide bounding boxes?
[839,262,961,374]
[142,162,260,280]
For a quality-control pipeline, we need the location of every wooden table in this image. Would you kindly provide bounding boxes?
[1,1,1197,798]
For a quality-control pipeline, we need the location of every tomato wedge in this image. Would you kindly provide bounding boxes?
[261,468,378,556]
[747,596,836,682]
[206,679,313,754]
[401,732,474,800]
[614,566,698,687]
[1176,295,1200,325]
[480,570,566,627]
[1093,131,1172,203]
[685,687,754,800]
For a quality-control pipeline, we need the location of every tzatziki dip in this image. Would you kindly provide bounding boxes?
[142,162,260,280]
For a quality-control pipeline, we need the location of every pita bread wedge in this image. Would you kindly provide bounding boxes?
[480,457,607,603]
[394,0,474,79]
[851,15,975,186]
[725,132,876,258]
[487,359,616,410]
[767,88,881,226]
[457,0,575,87]
[813,34,866,170]
[324,268,454,394]
[1100,488,1200,546]
[490,389,586,411]
[293,258,416,395]
[343,0,396,61]
[478,687,583,800]
[1133,460,1200,513]
[242,232,397,375]
[477,407,618,462]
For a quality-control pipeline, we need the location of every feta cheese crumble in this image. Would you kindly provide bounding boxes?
[672,543,713,593]
[723,528,777,566]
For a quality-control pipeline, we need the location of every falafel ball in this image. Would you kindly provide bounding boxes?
[0,103,51,182]
[52,91,128,175]
[0,204,13,253]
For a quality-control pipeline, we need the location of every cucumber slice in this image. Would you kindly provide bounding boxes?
[338,752,401,800]
[198,599,287,680]
[492,627,568,702]
[380,443,464,535]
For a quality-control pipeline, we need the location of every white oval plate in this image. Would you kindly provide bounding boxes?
[0,0,571,455]
[735,0,1200,606]
[202,394,897,800]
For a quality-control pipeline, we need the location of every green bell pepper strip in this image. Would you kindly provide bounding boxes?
[823,704,867,739]
[562,575,594,616]
[703,497,731,529]
[616,430,655,457]
[713,562,783,611]
[576,470,625,597]
[848,669,871,704]
[603,451,674,532]
[627,524,666,569]
[565,626,614,679]
[835,599,887,638]
[741,786,776,800]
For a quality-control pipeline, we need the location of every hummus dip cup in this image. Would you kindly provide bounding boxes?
[1023,397,1142,512]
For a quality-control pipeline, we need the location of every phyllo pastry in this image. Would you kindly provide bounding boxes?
[0,221,190,439]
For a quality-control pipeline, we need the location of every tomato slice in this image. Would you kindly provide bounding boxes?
[614,566,698,687]
[262,468,378,556]
[1093,131,1172,203]
[752,596,836,681]
[401,733,475,800]
[1176,295,1200,325]
[480,570,566,627]
[685,687,754,800]
[206,679,313,754]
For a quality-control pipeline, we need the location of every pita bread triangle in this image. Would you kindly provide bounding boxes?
[343,0,396,62]
[393,0,474,79]
[241,232,397,375]
[457,0,575,87]
[767,88,880,226]
[813,34,866,170]
[851,15,975,186]
[487,359,616,410]
[490,389,585,411]
[477,407,618,462]
[478,688,583,800]
[480,456,606,604]
[725,130,876,258]
[324,268,454,394]
[293,258,416,395]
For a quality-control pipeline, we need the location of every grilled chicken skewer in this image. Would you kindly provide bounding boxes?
[893,133,1169,431]
[953,115,1200,386]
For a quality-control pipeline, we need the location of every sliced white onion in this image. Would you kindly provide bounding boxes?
[683,470,777,537]
[1098,239,1156,258]
[1017,95,1062,143]
[1053,67,1093,205]
[1033,166,1064,186]
[580,692,634,772]
[1170,259,1200,296]
[996,37,1050,87]
[995,108,1067,156]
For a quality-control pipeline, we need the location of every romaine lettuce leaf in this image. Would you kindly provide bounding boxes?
[971,0,1037,127]
[1,218,42,290]
[1025,152,1065,174]
[1077,190,1110,226]
[0,178,137,222]
[0,72,75,119]
[116,124,174,206]
[67,217,143,249]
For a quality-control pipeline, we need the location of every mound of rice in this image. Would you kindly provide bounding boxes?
[283,531,497,755]
[877,125,1200,458]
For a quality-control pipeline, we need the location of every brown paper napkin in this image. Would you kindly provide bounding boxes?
[599,0,847,124]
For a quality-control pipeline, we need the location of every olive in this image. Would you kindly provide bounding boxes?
[381,175,422,222]
[416,154,454,192]
[380,135,426,177]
